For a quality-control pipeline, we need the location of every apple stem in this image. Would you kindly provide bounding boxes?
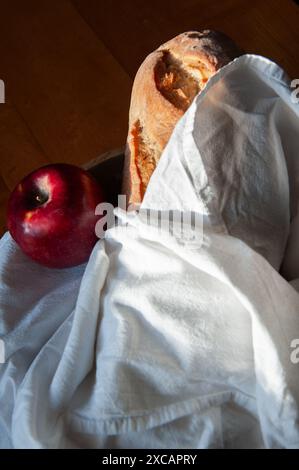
[35,193,48,205]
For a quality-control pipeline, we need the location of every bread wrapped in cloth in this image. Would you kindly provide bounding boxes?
[123,30,242,205]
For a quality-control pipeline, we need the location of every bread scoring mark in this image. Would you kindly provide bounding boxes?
[183,31,210,40]
[154,50,210,111]
[188,33,201,39]
[131,120,157,199]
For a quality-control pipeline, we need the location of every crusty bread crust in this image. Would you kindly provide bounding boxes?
[123,31,242,206]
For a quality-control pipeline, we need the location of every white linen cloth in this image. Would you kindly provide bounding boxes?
[1,54,299,448]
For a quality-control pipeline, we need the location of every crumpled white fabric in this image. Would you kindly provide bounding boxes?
[1,54,299,449]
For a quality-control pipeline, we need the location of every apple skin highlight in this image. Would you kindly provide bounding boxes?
[7,163,105,269]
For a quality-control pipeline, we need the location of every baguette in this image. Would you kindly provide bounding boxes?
[122,30,242,206]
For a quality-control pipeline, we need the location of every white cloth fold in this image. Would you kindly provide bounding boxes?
[1,54,299,448]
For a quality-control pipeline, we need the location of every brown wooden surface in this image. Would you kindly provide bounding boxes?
[72,0,299,78]
[0,0,299,235]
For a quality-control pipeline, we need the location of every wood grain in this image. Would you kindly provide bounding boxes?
[0,97,48,191]
[0,0,132,168]
[1,0,299,237]
[72,0,299,78]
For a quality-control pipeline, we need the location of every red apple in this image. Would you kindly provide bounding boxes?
[7,163,104,268]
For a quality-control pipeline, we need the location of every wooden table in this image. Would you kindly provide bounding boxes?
[0,0,299,235]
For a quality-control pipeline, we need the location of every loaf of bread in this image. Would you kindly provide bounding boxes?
[122,30,242,206]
